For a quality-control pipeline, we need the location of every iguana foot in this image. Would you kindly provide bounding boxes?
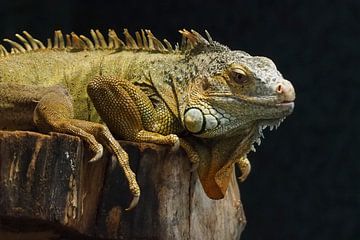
[33,90,105,162]
[136,131,180,151]
[237,155,251,182]
[33,87,140,210]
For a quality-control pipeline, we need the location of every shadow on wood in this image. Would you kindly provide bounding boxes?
[0,131,246,239]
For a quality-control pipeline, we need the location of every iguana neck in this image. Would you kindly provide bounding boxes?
[184,126,257,199]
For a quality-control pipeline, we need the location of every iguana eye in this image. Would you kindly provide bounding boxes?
[231,69,247,84]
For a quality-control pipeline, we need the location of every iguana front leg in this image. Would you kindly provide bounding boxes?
[87,76,181,148]
[87,77,204,172]
[32,87,140,210]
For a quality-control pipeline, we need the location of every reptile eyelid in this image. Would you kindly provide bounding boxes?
[232,68,247,76]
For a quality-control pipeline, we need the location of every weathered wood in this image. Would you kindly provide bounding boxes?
[0,131,246,239]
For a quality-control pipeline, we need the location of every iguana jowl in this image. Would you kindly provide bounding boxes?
[0,29,295,210]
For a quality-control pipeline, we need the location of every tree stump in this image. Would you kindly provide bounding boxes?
[0,131,246,239]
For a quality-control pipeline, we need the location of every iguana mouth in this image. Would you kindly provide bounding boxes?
[232,96,295,109]
[207,95,295,119]
[274,101,295,113]
[276,101,295,107]
[208,94,294,107]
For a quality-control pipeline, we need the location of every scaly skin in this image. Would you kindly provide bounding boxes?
[0,29,295,208]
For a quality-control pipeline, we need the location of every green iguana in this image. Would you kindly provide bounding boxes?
[0,29,295,210]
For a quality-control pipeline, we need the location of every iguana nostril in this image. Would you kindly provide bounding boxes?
[276,80,296,102]
[276,84,283,94]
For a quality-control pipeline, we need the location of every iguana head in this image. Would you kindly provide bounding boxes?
[175,30,295,199]
[182,48,295,139]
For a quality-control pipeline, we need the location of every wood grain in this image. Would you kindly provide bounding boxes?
[0,131,246,239]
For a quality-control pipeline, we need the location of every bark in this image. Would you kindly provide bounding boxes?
[0,131,246,240]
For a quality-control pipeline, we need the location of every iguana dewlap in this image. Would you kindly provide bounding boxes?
[0,29,295,209]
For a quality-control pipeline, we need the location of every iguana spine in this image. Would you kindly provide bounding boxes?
[0,28,212,57]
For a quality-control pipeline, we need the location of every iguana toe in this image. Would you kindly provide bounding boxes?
[237,156,251,182]
[169,134,180,152]
[88,144,104,162]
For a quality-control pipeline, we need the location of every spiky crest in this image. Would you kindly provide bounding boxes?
[0,29,224,58]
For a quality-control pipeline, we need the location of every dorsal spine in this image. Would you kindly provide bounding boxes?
[0,29,214,58]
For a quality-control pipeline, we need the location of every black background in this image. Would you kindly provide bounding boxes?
[0,0,359,239]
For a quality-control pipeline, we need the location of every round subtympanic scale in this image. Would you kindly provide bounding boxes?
[184,108,204,133]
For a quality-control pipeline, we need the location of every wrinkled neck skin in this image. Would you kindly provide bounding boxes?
[181,83,289,199]
[184,124,259,199]
[173,72,260,199]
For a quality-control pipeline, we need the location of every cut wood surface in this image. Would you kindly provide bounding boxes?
[0,131,246,240]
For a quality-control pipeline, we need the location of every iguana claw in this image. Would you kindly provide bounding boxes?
[88,144,104,162]
[237,156,251,182]
[126,195,140,211]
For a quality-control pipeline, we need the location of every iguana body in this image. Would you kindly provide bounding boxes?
[0,40,181,127]
[0,29,295,209]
